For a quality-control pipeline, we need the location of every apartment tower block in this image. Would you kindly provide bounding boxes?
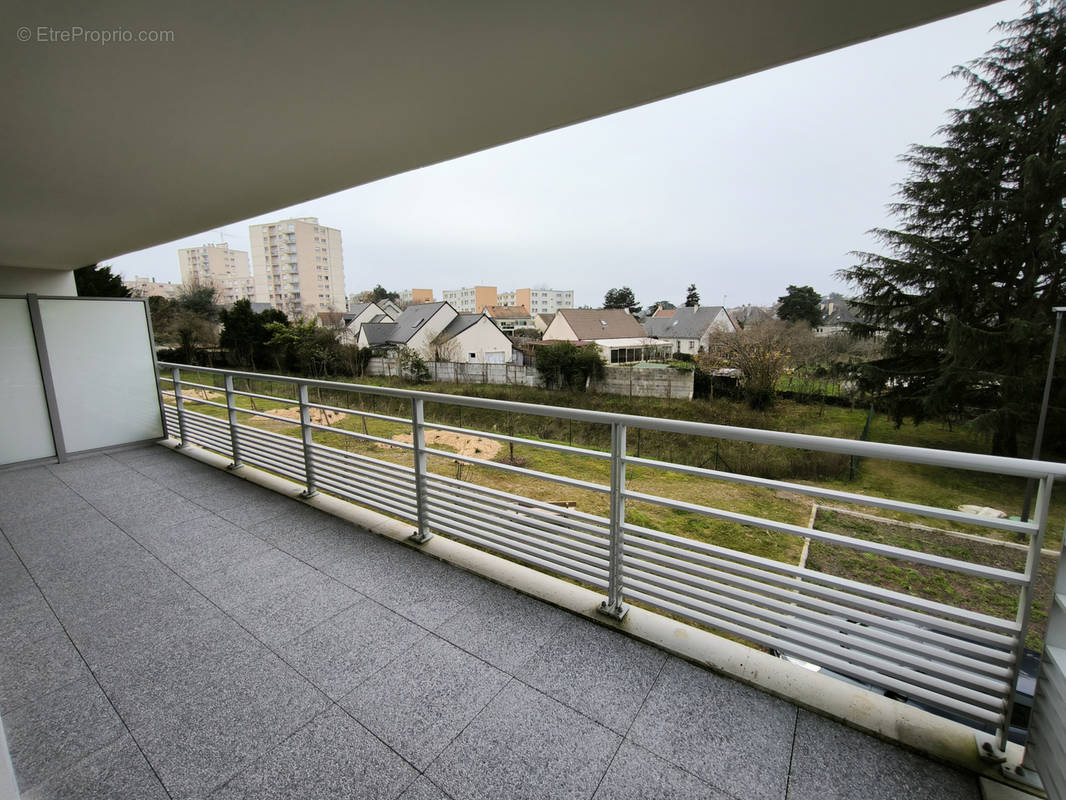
[249,217,346,318]
[177,243,254,305]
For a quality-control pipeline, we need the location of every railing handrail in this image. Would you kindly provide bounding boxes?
[160,361,1059,751]
[158,361,1066,479]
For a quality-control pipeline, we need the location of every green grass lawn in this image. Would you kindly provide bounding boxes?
[809,508,1057,650]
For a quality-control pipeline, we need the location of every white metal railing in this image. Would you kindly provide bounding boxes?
[157,362,1066,754]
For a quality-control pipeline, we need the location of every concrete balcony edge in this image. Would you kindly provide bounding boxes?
[155,438,1030,793]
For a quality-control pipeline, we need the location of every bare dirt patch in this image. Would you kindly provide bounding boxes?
[388,430,501,460]
[271,406,348,426]
[181,388,224,402]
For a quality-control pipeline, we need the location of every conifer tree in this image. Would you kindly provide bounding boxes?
[842,3,1066,455]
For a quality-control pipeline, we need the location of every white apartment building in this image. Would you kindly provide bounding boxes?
[497,288,574,316]
[124,275,182,300]
[440,286,574,315]
[398,288,435,306]
[441,286,497,314]
[250,217,346,319]
[177,243,254,305]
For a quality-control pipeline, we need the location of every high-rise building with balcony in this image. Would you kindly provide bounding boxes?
[177,243,254,305]
[249,217,346,319]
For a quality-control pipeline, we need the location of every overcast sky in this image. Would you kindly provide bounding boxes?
[111,1,1016,310]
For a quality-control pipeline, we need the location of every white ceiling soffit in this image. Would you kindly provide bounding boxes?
[1,0,991,270]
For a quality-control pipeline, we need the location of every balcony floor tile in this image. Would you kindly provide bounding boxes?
[425,680,621,800]
[516,614,668,734]
[276,595,427,700]
[628,656,798,800]
[0,446,986,800]
[21,734,169,800]
[434,583,570,672]
[786,710,980,800]
[209,706,418,800]
[341,633,511,770]
[592,740,731,799]
[5,671,127,791]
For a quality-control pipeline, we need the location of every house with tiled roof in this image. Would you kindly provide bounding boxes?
[482,305,534,332]
[439,314,513,363]
[642,305,737,355]
[542,309,671,363]
[339,301,395,343]
[358,302,512,363]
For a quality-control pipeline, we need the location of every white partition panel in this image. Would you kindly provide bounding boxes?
[0,298,55,464]
[38,298,163,454]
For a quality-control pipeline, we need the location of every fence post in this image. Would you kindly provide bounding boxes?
[172,367,189,448]
[991,474,1053,756]
[224,374,243,469]
[297,383,318,498]
[599,422,629,620]
[409,397,433,543]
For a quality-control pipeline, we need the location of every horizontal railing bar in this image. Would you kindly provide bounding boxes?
[309,443,417,478]
[420,446,610,493]
[427,516,609,588]
[182,435,231,455]
[233,422,306,448]
[425,472,610,529]
[427,478,609,540]
[623,542,1014,673]
[232,445,304,470]
[230,406,302,426]
[624,456,1039,536]
[304,421,414,450]
[625,586,1005,725]
[225,451,307,482]
[426,495,610,566]
[177,396,230,412]
[623,491,1027,585]
[180,412,228,430]
[309,449,417,487]
[422,420,611,461]
[427,504,610,576]
[180,424,230,442]
[160,362,1066,478]
[427,487,610,554]
[622,522,1019,637]
[169,378,219,393]
[180,424,231,442]
[313,469,417,505]
[626,577,1007,710]
[303,400,411,426]
[309,460,417,501]
[230,437,304,463]
[313,477,419,522]
[227,388,298,405]
[233,431,305,456]
[624,557,1011,688]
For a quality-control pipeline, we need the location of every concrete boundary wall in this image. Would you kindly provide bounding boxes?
[364,357,694,399]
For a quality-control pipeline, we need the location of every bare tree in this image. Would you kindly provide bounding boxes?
[702,320,792,410]
[430,332,463,383]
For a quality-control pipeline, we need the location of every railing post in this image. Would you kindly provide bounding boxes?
[224,374,243,470]
[297,383,318,498]
[599,422,629,620]
[172,366,189,448]
[409,397,433,543]
[986,474,1053,758]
